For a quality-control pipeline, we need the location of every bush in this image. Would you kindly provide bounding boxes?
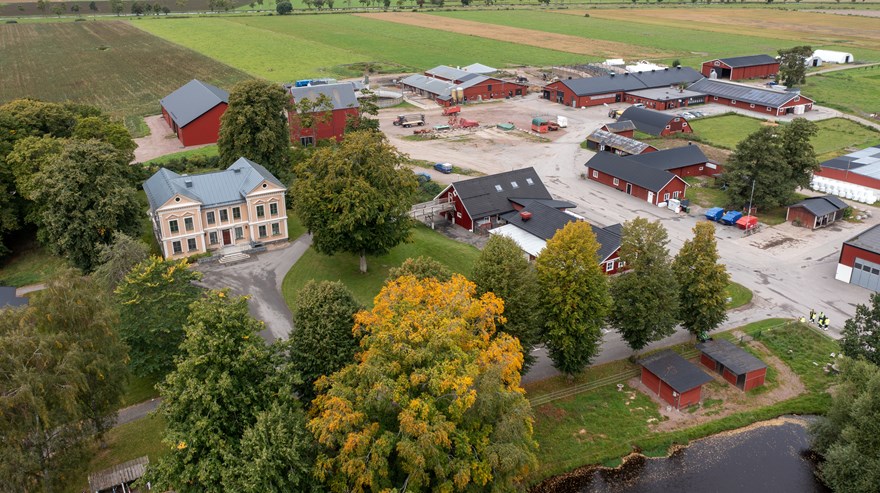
[276,0,292,14]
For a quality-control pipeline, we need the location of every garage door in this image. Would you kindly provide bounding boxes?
[851,258,880,292]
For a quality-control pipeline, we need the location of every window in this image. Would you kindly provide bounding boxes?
[300,136,314,146]
[487,84,493,91]
[187,238,197,252]
[256,205,265,218]
[172,241,182,254]
[749,103,755,109]
[510,181,519,189]
[682,122,688,127]
[713,96,718,101]
[209,232,218,245]
[258,225,267,238]
[618,260,626,269]
[456,212,462,218]
[767,106,772,112]
[613,178,619,186]
[206,211,215,225]
[526,178,534,185]
[494,185,503,192]
[663,193,670,201]
[184,217,194,232]
[269,203,278,216]
[235,227,243,240]
[592,170,598,178]
[605,261,614,272]
[731,100,737,105]
[674,117,680,122]
[794,96,800,102]
[673,191,680,199]
[271,223,280,236]
[220,209,229,222]
[232,207,241,220]
[665,125,671,129]
[169,220,179,234]
[698,166,704,171]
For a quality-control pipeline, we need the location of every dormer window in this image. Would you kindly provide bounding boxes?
[494,185,503,192]
[511,181,519,189]
[526,178,534,185]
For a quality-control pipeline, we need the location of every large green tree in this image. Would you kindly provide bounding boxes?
[218,79,291,180]
[115,256,203,377]
[777,45,812,87]
[289,280,361,400]
[472,234,542,370]
[146,291,317,492]
[608,218,679,353]
[292,131,417,273]
[810,357,880,493]
[841,293,880,366]
[673,222,730,339]
[309,275,537,492]
[386,255,452,282]
[92,232,151,291]
[536,221,612,377]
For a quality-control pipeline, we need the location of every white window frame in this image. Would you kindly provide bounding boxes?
[605,261,614,272]
[258,225,267,238]
[269,202,279,216]
[172,241,182,254]
[206,211,215,225]
[271,222,280,236]
[613,178,619,186]
[663,192,670,201]
[184,217,194,232]
[592,170,598,178]
[187,238,197,252]
[673,191,680,199]
[169,219,179,234]
[235,227,244,240]
[731,100,737,105]
[232,207,241,220]
[256,205,265,219]
[209,231,218,245]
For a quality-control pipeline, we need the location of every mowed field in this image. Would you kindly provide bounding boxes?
[0,21,249,133]
[806,64,880,117]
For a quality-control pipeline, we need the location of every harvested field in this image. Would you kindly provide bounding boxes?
[0,21,248,134]
[355,12,672,60]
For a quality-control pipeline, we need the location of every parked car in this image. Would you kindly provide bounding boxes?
[414,172,431,183]
[434,162,453,174]
[680,111,696,120]
[691,110,705,118]
[632,103,646,108]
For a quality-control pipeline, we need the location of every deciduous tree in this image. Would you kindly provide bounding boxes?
[841,293,880,366]
[673,222,730,339]
[386,255,452,282]
[309,275,537,492]
[292,131,417,274]
[536,221,612,377]
[72,115,137,161]
[472,234,542,370]
[276,0,292,13]
[92,232,151,291]
[609,218,679,354]
[778,45,812,87]
[290,93,334,144]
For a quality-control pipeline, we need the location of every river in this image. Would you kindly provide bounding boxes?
[535,416,829,493]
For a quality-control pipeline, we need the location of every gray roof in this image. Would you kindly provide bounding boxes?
[507,198,577,209]
[160,79,228,128]
[626,86,705,102]
[687,79,811,108]
[620,106,682,136]
[821,146,880,181]
[603,120,637,133]
[557,67,703,97]
[425,65,481,83]
[401,74,455,99]
[452,167,552,220]
[0,286,28,309]
[289,83,359,111]
[585,151,681,193]
[587,129,655,155]
[639,350,713,393]
[143,157,285,211]
[711,54,778,68]
[844,224,880,256]
[463,63,497,74]
[696,339,767,375]
[627,145,708,171]
[788,195,849,217]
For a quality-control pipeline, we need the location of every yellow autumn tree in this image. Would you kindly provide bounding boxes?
[308,274,538,493]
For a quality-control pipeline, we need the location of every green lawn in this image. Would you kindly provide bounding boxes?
[725,281,753,310]
[0,237,69,287]
[690,114,766,150]
[121,374,160,407]
[287,211,306,240]
[282,224,479,308]
[806,64,880,118]
[684,176,727,208]
[144,144,218,165]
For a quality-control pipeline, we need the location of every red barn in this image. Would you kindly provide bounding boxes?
[400,72,526,107]
[786,195,849,230]
[701,54,779,80]
[639,350,713,410]
[620,106,692,137]
[837,224,880,291]
[585,152,689,206]
[625,144,722,178]
[814,146,880,192]
[623,87,706,111]
[586,129,657,156]
[601,120,636,138]
[542,67,703,108]
[288,83,360,145]
[160,80,229,147]
[688,79,813,117]
[696,339,767,392]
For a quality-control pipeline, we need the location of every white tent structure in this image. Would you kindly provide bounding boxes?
[813,50,854,64]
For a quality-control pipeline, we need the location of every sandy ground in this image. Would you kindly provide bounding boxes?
[132,115,210,163]
[806,9,880,19]
[354,12,671,60]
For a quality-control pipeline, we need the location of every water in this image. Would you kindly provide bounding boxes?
[536,416,829,493]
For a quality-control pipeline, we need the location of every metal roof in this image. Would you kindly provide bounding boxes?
[289,83,359,111]
[143,157,285,211]
[603,120,637,133]
[639,350,713,393]
[625,86,705,102]
[821,146,880,181]
[844,224,880,256]
[711,54,778,68]
[88,456,149,493]
[463,63,497,74]
[400,74,454,99]
[560,67,703,96]
[620,107,682,136]
[687,79,810,108]
[425,65,482,83]
[787,195,849,217]
[489,223,547,258]
[587,129,655,155]
[160,79,228,128]
[627,145,708,171]
[451,167,552,220]
[585,151,680,193]
[0,286,28,309]
[696,339,767,375]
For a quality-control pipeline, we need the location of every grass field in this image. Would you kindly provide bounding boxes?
[281,224,480,308]
[690,114,766,150]
[806,64,880,118]
[0,21,249,134]
[725,281,753,309]
[144,144,219,165]
[0,232,69,287]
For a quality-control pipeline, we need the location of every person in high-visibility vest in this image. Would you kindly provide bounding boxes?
[810,309,816,324]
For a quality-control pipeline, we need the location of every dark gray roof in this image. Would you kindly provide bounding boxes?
[628,145,708,171]
[160,79,228,128]
[289,83,359,111]
[400,74,454,99]
[696,339,767,375]
[143,157,285,211]
[639,350,713,393]
[821,146,880,180]
[558,67,703,97]
[0,286,28,309]
[788,195,849,217]
[844,224,880,256]
[619,107,680,136]
[452,168,552,220]
[603,120,637,133]
[585,152,680,193]
[712,54,778,68]
[507,198,577,209]
[587,129,654,155]
[687,79,810,108]
[625,87,705,102]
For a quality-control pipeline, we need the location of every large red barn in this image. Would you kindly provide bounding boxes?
[696,339,767,392]
[584,152,690,205]
[837,224,880,292]
[160,79,229,147]
[542,67,703,108]
[288,83,360,145]
[639,351,713,410]
[701,54,779,81]
[619,107,692,137]
[625,145,721,178]
[687,79,813,117]
[401,67,527,106]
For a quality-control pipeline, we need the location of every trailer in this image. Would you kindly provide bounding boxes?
[443,106,461,116]
[460,119,479,128]
[720,210,743,226]
[705,207,724,222]
[393,114,426,127]
[531,117,549,134]
[736,215,758,230]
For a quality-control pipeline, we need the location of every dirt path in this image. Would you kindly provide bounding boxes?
[353,12,671,60]
[133,115,193,163]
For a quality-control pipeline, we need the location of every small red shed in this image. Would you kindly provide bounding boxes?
[160,79,229,147]
[288,83,360,145]
[619,106,692,137]
[696,339,767,392]
[639,350,713,410]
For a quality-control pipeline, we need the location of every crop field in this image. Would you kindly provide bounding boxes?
[805,65,880,118]
[0,21,249,133]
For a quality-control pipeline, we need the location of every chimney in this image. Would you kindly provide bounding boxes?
[520,211,533,221]
[184,179,193,188]
[233,168,242,174]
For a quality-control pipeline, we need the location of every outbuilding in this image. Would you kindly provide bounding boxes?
[786,195,849,229]
[701,54,779,81]
[625,144,720,178]
[837,224,880,291]
[160,79,229,147]
[403,65,528,106]
[639,350,713,410]
[585,152,689,205]
[624,87,706,111]
[288,82,360,145]
[696,339,767,391]
[687,78,814,116]
[585,129,657,156]
[601,120,637,138]
[812,146,880,203]
[813,50,853,64]
[542,67,703,108]
[619,106,692,136]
